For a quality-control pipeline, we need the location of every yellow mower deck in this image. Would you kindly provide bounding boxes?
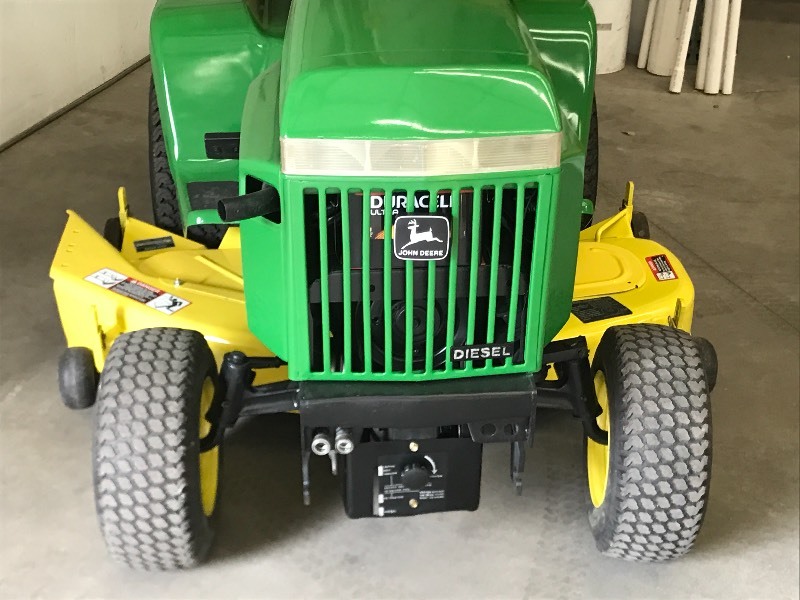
[50,185,694,378]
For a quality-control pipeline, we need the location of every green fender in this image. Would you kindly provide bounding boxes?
[149,0,283,226]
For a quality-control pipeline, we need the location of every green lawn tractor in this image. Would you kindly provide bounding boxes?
[51,0,717,570]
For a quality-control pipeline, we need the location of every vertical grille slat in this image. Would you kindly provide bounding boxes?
[444,189,462,372]
[485,184,504,344]
[361,189,373,373]
[382,189,393,374]
[404,190,415,373]
[317,188,331,372]
[465,192,482,347]
[424,190,438,374]
[505,185,526,364]
[340,190,352,373]
[524,179,548,364]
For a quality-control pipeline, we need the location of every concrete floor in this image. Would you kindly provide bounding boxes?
[1,3,798,598]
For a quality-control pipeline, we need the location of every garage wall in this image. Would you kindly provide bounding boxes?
[0,0,157,146]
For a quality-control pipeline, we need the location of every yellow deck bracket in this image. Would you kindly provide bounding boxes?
[117,187,130,229]
[623,180,635,209]
[593,181,635,242]
[194,255,245,287]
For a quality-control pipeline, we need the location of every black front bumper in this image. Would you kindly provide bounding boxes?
[203,336,606,449]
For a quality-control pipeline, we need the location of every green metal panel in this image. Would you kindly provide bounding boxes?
[153,0,597,380]
[515,0,597,148]
[244,172,564,382]
[539,155,583,345]
[150,0,283,226]
[278,0,560,141]
[237,63,288,358]
[238,64,283,191]
[151,0,594,215]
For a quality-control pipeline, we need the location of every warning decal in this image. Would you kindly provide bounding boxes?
[646,254,678,281]
[85,269,190,315]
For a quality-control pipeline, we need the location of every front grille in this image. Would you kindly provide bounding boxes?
[297,177,545,380]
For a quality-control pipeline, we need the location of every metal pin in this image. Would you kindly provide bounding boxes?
[409,441,419,452]
[328,451,338,476]
[409,498,419,509]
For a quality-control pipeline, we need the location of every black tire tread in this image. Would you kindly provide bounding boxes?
[590,324,712,562]
[148,80,181,235]
[93,328,216,570]
[581,96,599,229]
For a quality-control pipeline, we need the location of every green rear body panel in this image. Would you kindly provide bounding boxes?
[150,0,597,381]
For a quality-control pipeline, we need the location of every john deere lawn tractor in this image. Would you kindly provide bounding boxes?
[51,0,717,570]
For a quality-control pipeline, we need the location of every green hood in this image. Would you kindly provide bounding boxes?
[279,0,562,140]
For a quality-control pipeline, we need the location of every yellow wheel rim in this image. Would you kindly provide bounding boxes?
[198,378,219,517]
[586,371,611,508]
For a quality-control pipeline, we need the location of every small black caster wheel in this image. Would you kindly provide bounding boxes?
[103,217,123,250]
[631,211,651,239]
[58,347,98,409]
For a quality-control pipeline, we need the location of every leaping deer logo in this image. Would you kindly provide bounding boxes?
[401,218,444,250]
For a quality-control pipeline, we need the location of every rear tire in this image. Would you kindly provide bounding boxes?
[582,96,599,229]
[93,328,221,570]
[148,78,226,248]
[586,325,712,561]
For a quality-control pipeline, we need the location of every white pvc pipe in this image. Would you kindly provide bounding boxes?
[722,0,743,94]
[670,0,698,93]
[648,0,684,76]
[695,0,715,90]
[590,0,634,74]
[638,0,659,69]
[704,0,730,94]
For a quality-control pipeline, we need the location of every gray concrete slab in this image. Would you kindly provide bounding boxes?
[1,4,798,599]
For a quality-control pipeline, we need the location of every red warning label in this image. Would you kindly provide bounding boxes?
[85,268,190,314]
[646,254,678,281]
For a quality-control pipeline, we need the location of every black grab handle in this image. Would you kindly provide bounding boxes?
[217,186,280,222]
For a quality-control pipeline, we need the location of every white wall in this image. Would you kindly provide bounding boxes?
[0,0,157,146]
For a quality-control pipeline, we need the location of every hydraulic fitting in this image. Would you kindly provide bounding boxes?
[311,432,332,456]
[334,428,355,455]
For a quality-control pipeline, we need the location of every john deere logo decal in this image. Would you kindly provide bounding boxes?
[393,215,450,261]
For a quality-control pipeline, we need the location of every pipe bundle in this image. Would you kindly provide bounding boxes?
[637,0,743,94]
